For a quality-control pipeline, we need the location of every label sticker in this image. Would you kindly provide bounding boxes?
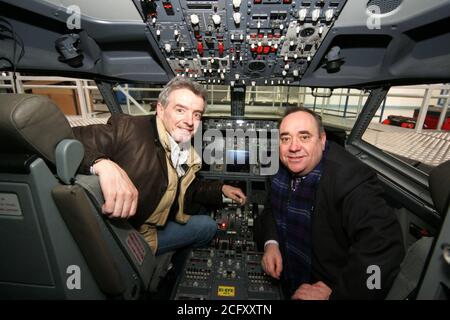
[217,285,235,297]
[0,193,22,216]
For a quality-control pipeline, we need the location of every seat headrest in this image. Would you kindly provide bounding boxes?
[429,160,450,217]
[0,94,74,164]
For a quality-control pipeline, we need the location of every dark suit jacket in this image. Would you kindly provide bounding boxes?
[73,114,224,229]
[259,141,405,299]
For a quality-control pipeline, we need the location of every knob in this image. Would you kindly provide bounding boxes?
[284,64,290,70]
[164,43,171,53]
[298,8,307,22]
[233,0,241,9]
[235,73,240,80]
[191,14,199,26]
[156,29,161,36]
[312,9,321,22]
[212,14,221,26]
[325,9,334,22]
[233,12,241,25]
[293,69,299,77]
[279,24,284,30]
[174,29,179,37]
[282,70,287,77]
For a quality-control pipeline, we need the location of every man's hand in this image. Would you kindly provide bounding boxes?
[291,281,332,300]
[261,243,283,279]
[222,185,247,205]
[93,159,139,219]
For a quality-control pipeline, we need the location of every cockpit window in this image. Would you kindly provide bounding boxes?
[361,84,450,174]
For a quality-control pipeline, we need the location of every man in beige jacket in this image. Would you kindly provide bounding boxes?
[73,77,246,254]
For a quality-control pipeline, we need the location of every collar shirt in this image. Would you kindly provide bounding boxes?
[167,133,190,177]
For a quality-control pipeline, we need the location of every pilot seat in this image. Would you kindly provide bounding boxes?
[0,94,173,299]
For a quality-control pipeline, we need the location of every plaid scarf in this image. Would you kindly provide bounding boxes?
[271,142,329,295]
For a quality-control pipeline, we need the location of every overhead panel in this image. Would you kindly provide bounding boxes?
[140,0,347,86]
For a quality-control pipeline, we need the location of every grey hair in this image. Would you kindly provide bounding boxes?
[158,77,207,108]
[280,106,325,135]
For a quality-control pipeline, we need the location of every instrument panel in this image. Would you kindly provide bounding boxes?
[173,205,283,300]
[141,0,347,85]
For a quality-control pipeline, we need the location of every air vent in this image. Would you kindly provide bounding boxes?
[367,0,402,14]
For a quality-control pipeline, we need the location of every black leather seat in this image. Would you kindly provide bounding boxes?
[387,159,450,300]
[416,159,450,299]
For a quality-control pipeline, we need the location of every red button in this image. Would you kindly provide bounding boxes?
[197,42,204,55]
[218,42,224,56]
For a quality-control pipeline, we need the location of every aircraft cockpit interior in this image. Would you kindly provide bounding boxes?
[0,0,450,301]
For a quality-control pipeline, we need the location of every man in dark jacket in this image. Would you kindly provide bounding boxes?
[73,77,246,254]
[260,107,404,299]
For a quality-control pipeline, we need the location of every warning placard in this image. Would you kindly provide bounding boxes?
[0,193,22,216]
[217,285,235,297]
